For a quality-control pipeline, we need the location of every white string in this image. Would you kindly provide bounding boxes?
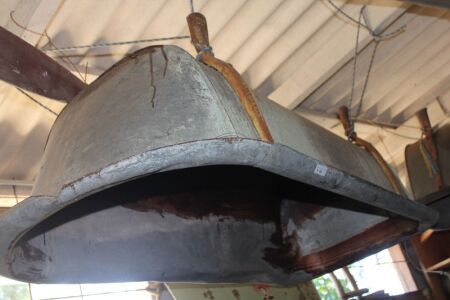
[43,35,191,52]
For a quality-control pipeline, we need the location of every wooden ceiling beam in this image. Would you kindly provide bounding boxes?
[398,0,450,9]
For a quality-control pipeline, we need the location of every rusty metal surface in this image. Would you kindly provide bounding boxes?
[0,26,86,101]
[0,45,437,283]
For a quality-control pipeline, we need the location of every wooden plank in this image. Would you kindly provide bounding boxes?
[0,26,86,101]
[398,0,450,9]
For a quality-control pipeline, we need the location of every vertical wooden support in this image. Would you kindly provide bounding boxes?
[416,108,444,191]
[412,108,448,300]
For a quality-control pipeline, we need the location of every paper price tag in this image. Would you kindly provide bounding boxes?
[314,164,328,177]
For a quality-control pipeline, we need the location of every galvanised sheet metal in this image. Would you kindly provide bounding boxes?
[405,123,450,229]
[0,46,437,284]
[406,123,450,200]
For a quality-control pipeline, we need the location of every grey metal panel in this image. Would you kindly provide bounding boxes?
[0,139,434,284]
[259,99,393,191]
[33,46,241,196]
[406,123,450,199]
[0,45,437,284]
[34,46,392,198]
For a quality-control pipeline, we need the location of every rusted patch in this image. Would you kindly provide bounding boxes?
[263,228,301,273]
[23,166,295,242]
[263,201,325,272]
[123,189,280,223]
[15,165,421,282]
[264,217,418,274]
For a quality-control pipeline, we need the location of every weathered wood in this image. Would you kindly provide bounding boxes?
[0,26,86,101]
[416,108,444,190]
[398,0,450,9]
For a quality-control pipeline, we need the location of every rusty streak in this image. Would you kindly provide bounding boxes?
[149,50,156,108]
[159,46,168,77]
[187,13,274,143]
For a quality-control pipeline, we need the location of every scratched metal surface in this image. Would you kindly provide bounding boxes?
[0,45,437,284]
[33,45,393,197]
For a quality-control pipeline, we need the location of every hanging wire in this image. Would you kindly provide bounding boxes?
[42,35,191,52]
[327,0,406,124]
[190,0,195,13]
[326,0,406,41]
[9,11,85,82]
[9,10,190,58]
[16,88,58,116]
[326,0,370,30]
[355,39,379,117]
[348,6,364,116]
[376,129,397,165]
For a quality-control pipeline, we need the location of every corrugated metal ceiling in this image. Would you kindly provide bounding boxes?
[0,0,449,198]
